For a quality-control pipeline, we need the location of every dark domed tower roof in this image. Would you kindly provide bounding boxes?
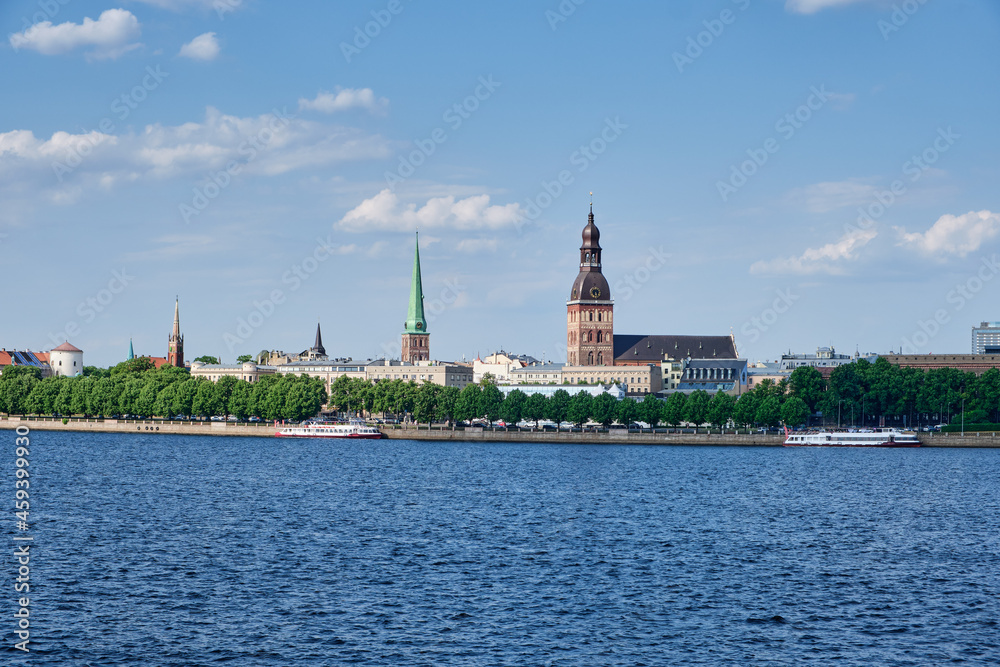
[568,205,611,302]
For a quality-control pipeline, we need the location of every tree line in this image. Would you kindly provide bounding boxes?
[2,356,992,428]
[0,357,327,422]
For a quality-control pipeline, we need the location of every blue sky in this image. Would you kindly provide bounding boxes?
[2,0,999,368]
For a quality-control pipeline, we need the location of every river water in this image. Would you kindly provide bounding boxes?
[6,430,1000,665]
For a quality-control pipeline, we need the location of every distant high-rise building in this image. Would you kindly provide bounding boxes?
[972,321,1000,354]
[401,232,429,363]
[167,298,185,367]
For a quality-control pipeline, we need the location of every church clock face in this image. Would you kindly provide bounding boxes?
[590,286,602,299]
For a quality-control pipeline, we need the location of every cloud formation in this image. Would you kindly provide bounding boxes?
[896,210,1000,258]
[298,89,388,115]
[785,179,878,213]
[179,32,220,61]
[0,107,392,200]
[9,9,141,60]
[338,190,521,233]
[785,0,879,14]
[750,227,878,275]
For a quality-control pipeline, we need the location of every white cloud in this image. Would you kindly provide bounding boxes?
[456,238,498,253]
[785,179,878,213]
[132,0,239,10]
[9,9,141,60]
[298,89,388,115]
[750,227,878,275]
[895,210,1000,258]
[338,190,522,233]
[0,106,392,200]
[178,32,219,61]
[785,0,880,14]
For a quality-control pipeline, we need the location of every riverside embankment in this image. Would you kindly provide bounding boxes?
[4,416,1000,447]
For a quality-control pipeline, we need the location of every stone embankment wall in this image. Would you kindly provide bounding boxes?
[1,416,274,437]
[3,417,999,447]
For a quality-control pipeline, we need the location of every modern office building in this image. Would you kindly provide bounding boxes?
[972,322,1000,354]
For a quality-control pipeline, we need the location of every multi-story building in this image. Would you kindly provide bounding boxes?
[972,322,1000,354]
[190,361,277,383]
[499,384,624,400]
[0,349,52,377]
[473,351,537,383]
[365,359,473,388]
[883,354,1000,376]
[509,362,564,384]
[675,358,748,395]
[561,364,662,396]
[778,346,855,371]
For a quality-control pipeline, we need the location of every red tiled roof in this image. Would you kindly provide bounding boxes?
[0,352,11,366]
[51,342,83,352]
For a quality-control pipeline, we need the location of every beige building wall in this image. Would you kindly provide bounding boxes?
[562,364,662,395]
[190,361,277,383]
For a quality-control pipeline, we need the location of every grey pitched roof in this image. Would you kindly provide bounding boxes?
[613,334,738,362]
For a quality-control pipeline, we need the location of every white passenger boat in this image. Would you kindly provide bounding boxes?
[275,420,383,439]
[783,428,920,447]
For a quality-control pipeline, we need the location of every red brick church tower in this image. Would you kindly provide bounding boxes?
[167,297,184,367]
[567,204,613,366]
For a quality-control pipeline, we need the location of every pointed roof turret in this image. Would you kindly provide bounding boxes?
[171,297,181,339]
[313,321,326,356]
[128,338,134,361]
[403,231,428,334]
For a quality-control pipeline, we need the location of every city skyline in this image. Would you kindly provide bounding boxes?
[2,1,999,368]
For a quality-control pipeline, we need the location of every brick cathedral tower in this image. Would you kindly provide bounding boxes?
[401,232,429,363]
[567,204,613,366]
[167,297,185,367]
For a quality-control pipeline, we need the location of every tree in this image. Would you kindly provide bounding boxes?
[756,395,781,428]
[110,356,155,376]
[780,396,810,427]
[228,381,252,420]
[662,392,687,427]
[638,394,662,429]
[413,382,439,424]
[707,391,736,429]
[567,392,594,426]
[435,386,460,424]
[590,393,617,427]
[501,389,527,425]
[0,370,38,416]
[236,355,252,363]
[193,380,221,417]
[479,384,504,423]
[214,376,239,418]
[732,390,760,427]
[616,397,638,426]
[479,372,498,387]
[83,366,110,378]
[683,390,710,427]
[547,389,571,428]
[194,356,220,364]
[524,392,548,427]
[787,366,824,412]
[456,384,481,422]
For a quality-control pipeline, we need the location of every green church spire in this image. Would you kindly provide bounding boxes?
[128,338,134,361]
[403,231,427,334]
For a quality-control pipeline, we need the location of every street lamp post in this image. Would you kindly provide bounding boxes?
[838,399,843,429]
